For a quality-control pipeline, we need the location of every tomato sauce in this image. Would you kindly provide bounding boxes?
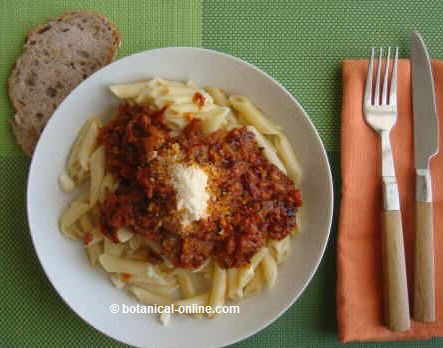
[98,103,302,269]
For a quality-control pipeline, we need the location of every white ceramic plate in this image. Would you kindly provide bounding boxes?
[27,47,333,348]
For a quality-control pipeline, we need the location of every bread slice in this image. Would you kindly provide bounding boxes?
[8,11,121,156]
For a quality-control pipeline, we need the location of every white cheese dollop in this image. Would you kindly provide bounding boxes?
[170,163,210,226]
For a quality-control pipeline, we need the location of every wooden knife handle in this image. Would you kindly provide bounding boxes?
[382,210,411,331]
[413,201,436,322]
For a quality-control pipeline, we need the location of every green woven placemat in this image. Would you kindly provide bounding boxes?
[2,1,443,347]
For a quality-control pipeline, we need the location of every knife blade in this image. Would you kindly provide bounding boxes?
[411,31,439,174]
[411,31,439,323]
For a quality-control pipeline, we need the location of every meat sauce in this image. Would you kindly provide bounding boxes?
[98,103,302,269]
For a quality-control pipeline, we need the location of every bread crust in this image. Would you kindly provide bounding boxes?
[8,11,122,156]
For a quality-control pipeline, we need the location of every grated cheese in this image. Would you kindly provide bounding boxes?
[170,163,210,226]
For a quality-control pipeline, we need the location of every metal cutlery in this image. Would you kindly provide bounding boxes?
[364,47,411,331]
[411,31,439,323]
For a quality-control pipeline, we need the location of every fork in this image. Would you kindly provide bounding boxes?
[364,47,411,331]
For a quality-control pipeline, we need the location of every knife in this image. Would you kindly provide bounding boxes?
[411,31,439,323]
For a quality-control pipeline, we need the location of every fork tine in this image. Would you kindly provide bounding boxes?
[390,47,399,105]
[364,48,375,106]
[382,47,391,105]
[374,48,383,105]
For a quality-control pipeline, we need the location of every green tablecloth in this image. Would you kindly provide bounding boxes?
[1,0,443,347]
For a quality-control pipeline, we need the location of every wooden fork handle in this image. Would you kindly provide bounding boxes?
[382,210,411,331]
[413,201,436,322]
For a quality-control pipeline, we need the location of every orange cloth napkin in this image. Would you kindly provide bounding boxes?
[337,59,443,342]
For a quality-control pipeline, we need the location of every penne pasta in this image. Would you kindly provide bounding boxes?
[59,173,75,193]
[164,86,197,96]
[156,95,193,108]
[205,87,229,107]
[227,268,240,300]
[244,266,264,297]
[163,113,189,131]
[229,95,280,135]
[78,214,103,246]
[168,103,200,114]
[78,119,100,171]
[79,213,94,232]
[86,241,103,267]
[61,223,82,241]
[237,247,267,291]
[176,269,196,298]
[67,119,93,177]
[60,201,90,231]
[156,78,186,88]
[129,286,172,305]
[269,235,291,264]
[208,263,227,318]
[133,87,154,105]
[124,271,176,287]
[131,282,178,298]
[104,237,125,257]
[199,107,229,135]
[272,133,302,183]
[99,254,149,274]
[89,145,106,206]
[109,81,149,99]
[261,250,278,289]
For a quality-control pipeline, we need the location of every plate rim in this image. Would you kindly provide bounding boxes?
[27,46,334,348]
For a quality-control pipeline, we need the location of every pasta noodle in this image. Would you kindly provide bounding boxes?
[229,95,280,135]
[205,87,229,107]
[89,146,105,206]
[199,107,230,134]
[86,241,103,267]
[61,223,82,241]
[269,235,291,264]
[176,269,196,298]
[261,250,278,289]
[272,133,302,183]
[110,81,149,99]
[227,268,240,300]
[60,201,90,231]
[208,263,227,318]
[99,254,149,274]
[104,238,125,257]
[244,266,264,297]
[237,247,267,291]
[59,173,75,193]
[78,119,100,171]
[129,286,172,305]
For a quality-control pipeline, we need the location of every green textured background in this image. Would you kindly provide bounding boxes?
[1,0,443,347]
